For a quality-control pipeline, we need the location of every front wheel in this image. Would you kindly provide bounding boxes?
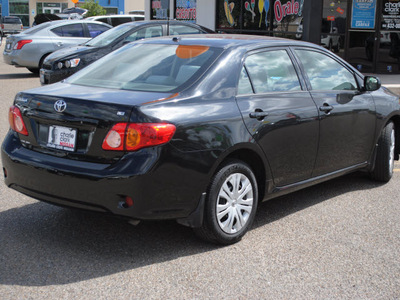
[370,122,395,182]
[194,160,258,245]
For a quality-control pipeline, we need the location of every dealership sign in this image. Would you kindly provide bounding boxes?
[351,0,376,29]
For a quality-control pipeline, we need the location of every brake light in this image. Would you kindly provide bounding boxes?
[1,24,4,29]
[102,123,176,151]
[13,40,32,50]
[8,106,28,136]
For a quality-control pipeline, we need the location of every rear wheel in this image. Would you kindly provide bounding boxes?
[27,68,39,74]
[370,122,395,182]
[194,160,258,245]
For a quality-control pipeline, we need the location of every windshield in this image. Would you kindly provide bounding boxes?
[67,43,222,92]
[85,23,135,47]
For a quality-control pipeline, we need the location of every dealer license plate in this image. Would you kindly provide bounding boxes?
[47,125,77,152]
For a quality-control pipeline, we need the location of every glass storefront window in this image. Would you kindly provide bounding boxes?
[216,0,304,38]
[175,0,197,23]
[151,0,170,20]
[10,0,29,27]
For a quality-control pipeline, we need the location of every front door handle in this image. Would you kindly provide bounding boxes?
[250,110,269,120]
[56,42,63,47]
[319,104,334,114]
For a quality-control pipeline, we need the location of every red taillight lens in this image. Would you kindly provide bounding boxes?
[13,40,32,50]
[102,123,176,151]
[8,106,28,136]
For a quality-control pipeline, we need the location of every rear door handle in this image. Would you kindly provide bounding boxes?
[319,104,333,114]
[250,111,269,120]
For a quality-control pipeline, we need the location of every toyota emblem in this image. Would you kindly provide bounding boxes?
[54,100,67,113]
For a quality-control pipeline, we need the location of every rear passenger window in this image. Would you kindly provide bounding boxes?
[169,25,201,35]
[111,17,132,26]
[96,18,109,24]
[244,50,301,93]
[51,24,84,37]
[295,49,357,91]
[124,25,163,42]
[87,23,110,38]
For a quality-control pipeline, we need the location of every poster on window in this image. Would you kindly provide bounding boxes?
[151,0,169,20]
[217,0,303,31]
[351,0,376,29]
[382,0,400,30]
[175,0,196,22]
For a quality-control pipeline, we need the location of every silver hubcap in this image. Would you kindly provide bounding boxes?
[389,128,395,174]
[216,173,254,234]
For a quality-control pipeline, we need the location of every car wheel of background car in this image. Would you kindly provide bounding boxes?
[370,122,395,182]
[27,53,50,74]
[333,38,340,53]
[328,40,333,51]
[194,160,258,245]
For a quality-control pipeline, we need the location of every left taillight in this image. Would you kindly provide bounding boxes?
[102,123,176,152]
[8,106,28,136]
[13,39,32,50]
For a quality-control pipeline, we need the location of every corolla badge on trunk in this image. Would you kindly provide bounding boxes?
[54,100,67,113]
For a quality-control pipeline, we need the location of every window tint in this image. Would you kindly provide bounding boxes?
[238,67,253,95]
[245,50,301,93]
[111,17,132,27]
[124,25,163,42]
[87,23,110,38]
[169,25,201,35]
[96,18,109,24]
[51,24,84,37]
[295,49,357,91]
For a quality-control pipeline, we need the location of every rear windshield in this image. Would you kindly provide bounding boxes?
[67,43,223,92]
[22,21,54,34]
[3,17,22,24]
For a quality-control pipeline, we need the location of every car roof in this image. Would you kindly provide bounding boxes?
[138,34,322,51]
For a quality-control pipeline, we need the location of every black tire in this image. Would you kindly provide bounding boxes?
[333,39,340,53]
[27,68,39,74]
[370,122,395,182]
[194,160,258,245]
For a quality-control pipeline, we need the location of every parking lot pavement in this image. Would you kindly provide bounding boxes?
[1,42,400,299]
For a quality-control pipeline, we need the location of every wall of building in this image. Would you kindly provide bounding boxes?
[125,0,144,14]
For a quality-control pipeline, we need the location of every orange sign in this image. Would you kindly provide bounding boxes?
[71,0,79,4]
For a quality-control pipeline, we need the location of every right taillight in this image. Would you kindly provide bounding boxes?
[13,39,32,50]
[8,106,28,136]
[102,122,176,151]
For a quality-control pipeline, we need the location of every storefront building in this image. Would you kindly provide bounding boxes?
[146,0,400,74]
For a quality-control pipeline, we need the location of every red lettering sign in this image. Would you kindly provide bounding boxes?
[274,0,300,22]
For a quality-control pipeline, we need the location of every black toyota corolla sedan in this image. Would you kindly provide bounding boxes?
[40,20,214,85]
[2,35,400,245]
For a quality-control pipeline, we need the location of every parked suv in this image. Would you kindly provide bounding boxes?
[1,16,23,37]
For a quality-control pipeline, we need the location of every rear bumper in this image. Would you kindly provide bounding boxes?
[1,131,206,221]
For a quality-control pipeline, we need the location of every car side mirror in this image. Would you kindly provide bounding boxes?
[364,76,381,91]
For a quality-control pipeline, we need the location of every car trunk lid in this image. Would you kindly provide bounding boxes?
[15,83,173,163]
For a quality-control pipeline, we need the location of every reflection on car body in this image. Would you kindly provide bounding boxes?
[2,35,400,245]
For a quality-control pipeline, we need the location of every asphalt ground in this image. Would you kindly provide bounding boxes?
[0,42,400,299]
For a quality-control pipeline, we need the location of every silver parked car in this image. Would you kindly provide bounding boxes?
[3,20,111,73]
